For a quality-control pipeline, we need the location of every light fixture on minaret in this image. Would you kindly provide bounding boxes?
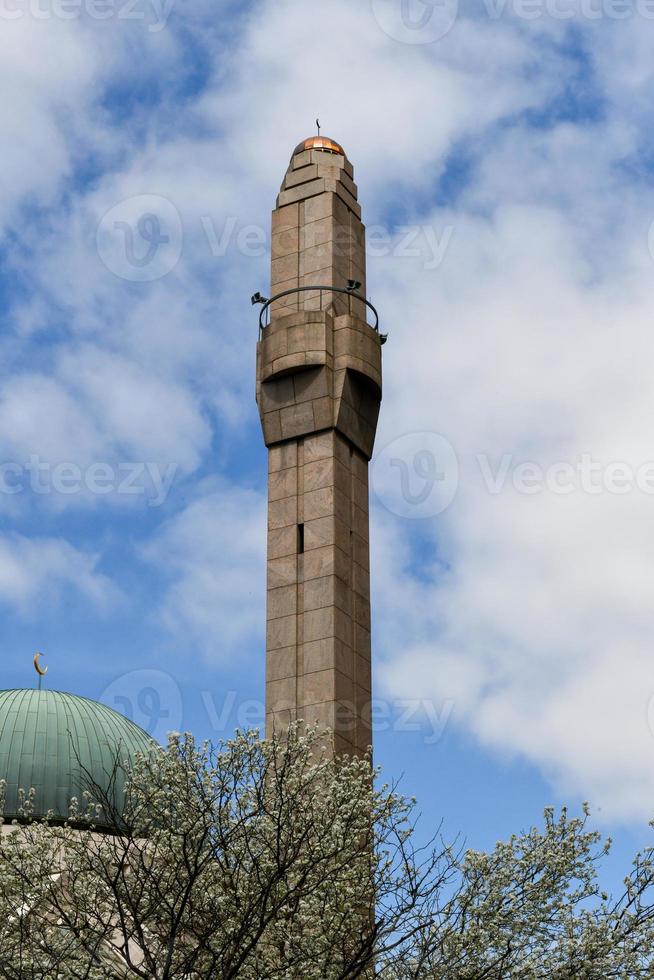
[255,133,383,756]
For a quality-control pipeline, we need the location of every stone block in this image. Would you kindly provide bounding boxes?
[353,505,369,540]
[354,685,372,722]
[303,637,353,677]
[352,533,369,571]
[267,555,298,589]
[301,216,335,251]
[272,226,299,259]
[335,486,351,526]
[312,396,333,430]
[303,193,336,224]
[271,252,299,284]
[334,606,353,645]
[303,606,335,643]
[354,623,371,657]
[352,475,368,513]
[268,495,297,530]
[293,367,328,404]
[271,203,298,232]
[266,615,297,651]
[263,326,288,361]
[278,178,326,207]
[270,282,300,315]
[352,561,370,601]
[267,647,297,682]
[302,518,336,553]
[333,432,352,467]
[287,322,326,354]
[333,576,352,613]
[300,242,334,276]
[354,596,371,629]
[302,457,335,493]
[339,171,358,201]
[269,442,298,472]
[351,451,368,485]
[280,401,314,439]
[291,149,312,169]
[283,163,319,188]
[267,707,297,738]
[302,543,350,585]
[332,456,351,496]
[259,376,294,414]
[301,701,336,731]
[302,668,334,706]
[303,430,335,463]
[355,653,372,692]
[268,526,297,560]
[262,411,282,445]
[329,180,361,219]
[302,575,334,612]
[334,733,357,756]
[267,584,297,620]
[303,486,336,522]
[269,467,297,501]
[266,677,297,711]
[305,350,330,368]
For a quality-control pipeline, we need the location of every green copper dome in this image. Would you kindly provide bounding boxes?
[0,689,152,828]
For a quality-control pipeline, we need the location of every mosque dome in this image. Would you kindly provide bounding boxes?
[0,689,152,829]
[293,135,345,156]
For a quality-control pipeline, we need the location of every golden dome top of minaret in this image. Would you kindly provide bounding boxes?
[293,135,345,156]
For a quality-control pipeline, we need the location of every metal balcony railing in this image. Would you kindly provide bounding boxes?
[255,285,380,338]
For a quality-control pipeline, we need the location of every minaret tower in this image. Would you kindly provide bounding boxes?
[256,134,382,756]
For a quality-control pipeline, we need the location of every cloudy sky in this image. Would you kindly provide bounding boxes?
[3,0,654,871]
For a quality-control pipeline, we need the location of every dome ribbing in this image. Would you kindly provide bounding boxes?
[0,689,152,828]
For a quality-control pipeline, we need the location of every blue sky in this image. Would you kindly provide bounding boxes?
[2,0,654,889]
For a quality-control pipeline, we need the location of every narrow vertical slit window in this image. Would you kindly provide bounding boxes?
[297,523,305,554]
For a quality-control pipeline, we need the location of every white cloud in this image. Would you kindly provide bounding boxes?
[0,533,118,614]
[371,139,654,821]
[141,480,266,662]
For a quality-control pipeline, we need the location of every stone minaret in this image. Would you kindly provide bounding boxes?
[256,135,382,756]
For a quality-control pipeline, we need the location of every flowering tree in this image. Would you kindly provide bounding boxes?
[0,727,653,978]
